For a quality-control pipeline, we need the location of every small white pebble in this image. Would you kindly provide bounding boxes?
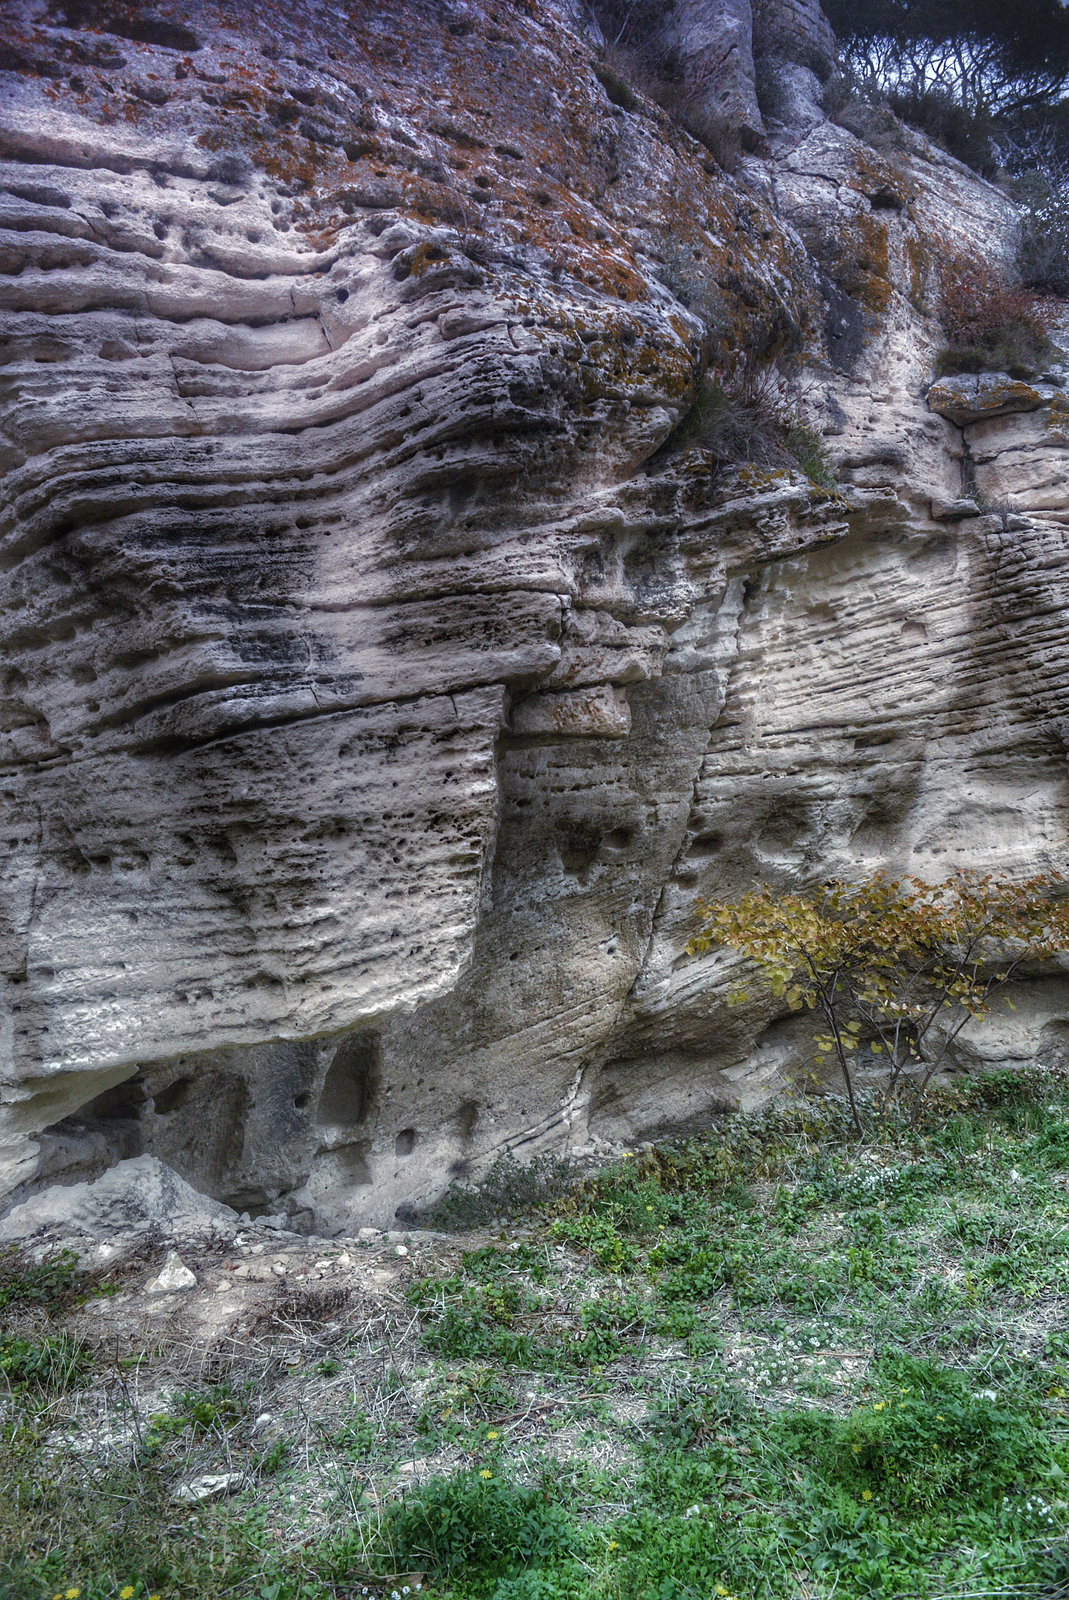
[395,1245,409,1257]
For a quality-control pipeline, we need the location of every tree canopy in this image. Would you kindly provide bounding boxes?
[824,0,1069,115]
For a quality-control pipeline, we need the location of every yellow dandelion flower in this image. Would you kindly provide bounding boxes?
[607,1540,619,1551]
[716,1588,731,1597]
[861,1490,873,1501]
[646,1205,654,1211]
[65,1590,81,1599]
[936,1415,945,1422]
[873,1401,886,1412]
[851,1444,861,1454]
[120,1589,135,1600]
[486,1430,499,1441]
[479,1468,493,1480]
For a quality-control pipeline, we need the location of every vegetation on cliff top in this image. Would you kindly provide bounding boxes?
[828,0,1069,298]
[934,257,1057,379]
[825,0,1069,118]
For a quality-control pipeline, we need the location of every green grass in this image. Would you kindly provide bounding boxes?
[0,1245,81,1312]
[0,1332,91,1392]
[5,1070,1069,1598]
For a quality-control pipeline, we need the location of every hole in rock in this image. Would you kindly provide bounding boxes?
[688,830,723,857]
[869,189,904,211]
[395,1127,417,1157]
[454,1100,479,1141]
[81,1077,148,1121]
[755,1014,807,1053]
[293,1091,311,1110]
[150,1072,250,1197]
[329,1142,373,1187]
[317,1031,380,1128]
[153,1075,193,1115]
[757,806,810,850]
[226,1187,273,1213]
[602,827,633,852]
[555,817,602,877]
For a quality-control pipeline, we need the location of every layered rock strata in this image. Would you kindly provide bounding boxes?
[1,0,1067,1230]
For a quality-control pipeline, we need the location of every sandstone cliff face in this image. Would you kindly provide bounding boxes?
[1,0,1067,1230]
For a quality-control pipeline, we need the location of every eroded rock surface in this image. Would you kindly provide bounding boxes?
[0,1154,239,1261]
[928,372,1049,427]
[1,0,1068,1232]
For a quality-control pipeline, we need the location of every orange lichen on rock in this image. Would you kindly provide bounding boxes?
[0,0,818,363]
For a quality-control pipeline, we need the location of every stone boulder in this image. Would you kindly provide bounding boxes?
[0,1156,239,1259]
[927,373,1048,427]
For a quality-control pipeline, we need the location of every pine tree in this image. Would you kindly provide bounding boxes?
[824,0,1069,115]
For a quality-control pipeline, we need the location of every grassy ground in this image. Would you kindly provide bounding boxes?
[5,1069,1069,1600]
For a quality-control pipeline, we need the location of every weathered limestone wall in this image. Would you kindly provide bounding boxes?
[670,0,764,144]
[753,0,837,76]
[1,0,1067,1233]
